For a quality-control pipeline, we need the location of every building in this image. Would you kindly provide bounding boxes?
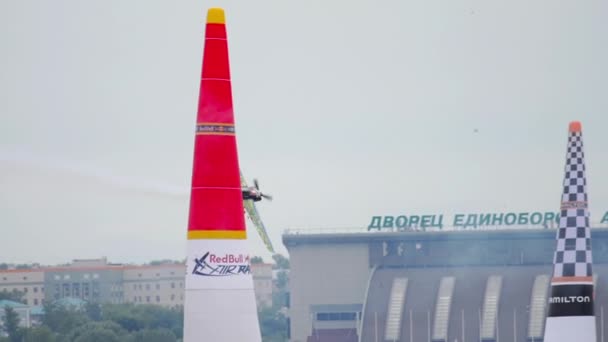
[282,227,608,342]
[0,269,45,307]
[251,263,274,308]
[0,258,275,310]
[44,263,125,305]
[123,264,185,307]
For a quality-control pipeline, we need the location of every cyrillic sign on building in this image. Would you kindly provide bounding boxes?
[367,211,608,231]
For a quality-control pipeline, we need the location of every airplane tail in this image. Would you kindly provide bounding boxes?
[543,121,596,342]
[183,8,262,342]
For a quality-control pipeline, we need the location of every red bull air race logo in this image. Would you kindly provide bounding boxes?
[192,252,251,277]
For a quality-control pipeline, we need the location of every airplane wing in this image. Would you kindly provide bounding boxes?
[244,199,275,253]
[240,171,275,253]
[240,171,248,188]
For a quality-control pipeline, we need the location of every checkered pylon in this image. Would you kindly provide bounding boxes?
[552,122,593,278]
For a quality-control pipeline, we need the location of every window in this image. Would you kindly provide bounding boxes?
[24,287,28,293]
[23,276,28,280]
[146,296,150,303]
[133,284,137,290]
[155,284,160,290]
[34,299,38,305]
[316,312,357,321]
[33,287,38,293]
[156,296,160,302]
[146,284,150,291]
[171,294,175,301]
[92,283,100,298]
[171,282,175,289]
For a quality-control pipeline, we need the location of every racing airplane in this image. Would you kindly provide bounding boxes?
[241,172,275,253]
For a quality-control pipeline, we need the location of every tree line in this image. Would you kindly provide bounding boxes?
[1,302,183,342]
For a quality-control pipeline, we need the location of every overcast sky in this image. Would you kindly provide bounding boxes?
[1,1,607,265]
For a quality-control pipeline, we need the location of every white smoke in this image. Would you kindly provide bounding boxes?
[0,147,189,198]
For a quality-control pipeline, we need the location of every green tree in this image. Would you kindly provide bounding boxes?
[0,290,25,303]
[100,304,143,332]
[100,303,183,338]
[148,260,181,266]
[2,307,22,342]
[130,328,177,342]
[276,270,289,291]
[68,321,126,341]
[22,326,56,342]
[271,254,290,270]
[134,304,182,332]
[261,255,291,341]
[251,256,264,264]
[258,306,288,342]
[42,301,88,335]
[73,328,120,342]
[85,302,103,321]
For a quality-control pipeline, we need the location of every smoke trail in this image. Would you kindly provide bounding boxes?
[0,147,189,198]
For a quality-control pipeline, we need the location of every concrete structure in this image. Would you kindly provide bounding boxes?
[45,264,125,304]
[123,264,185,307]
[252,263,274,308]
[284,235,370,342]
[0,269,45,307]
[0,259,274,310]
[283,227,608,342]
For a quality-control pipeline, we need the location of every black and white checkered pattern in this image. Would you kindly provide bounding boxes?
[553,130,593,277]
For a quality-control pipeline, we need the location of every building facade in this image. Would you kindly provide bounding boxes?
[0,270,45,307]
[122,264,185,307]
[44,266,124,305]
[282,228,608,342]
[251,263,274,308]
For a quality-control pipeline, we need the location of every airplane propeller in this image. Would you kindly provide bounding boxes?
[253,178,273,201]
